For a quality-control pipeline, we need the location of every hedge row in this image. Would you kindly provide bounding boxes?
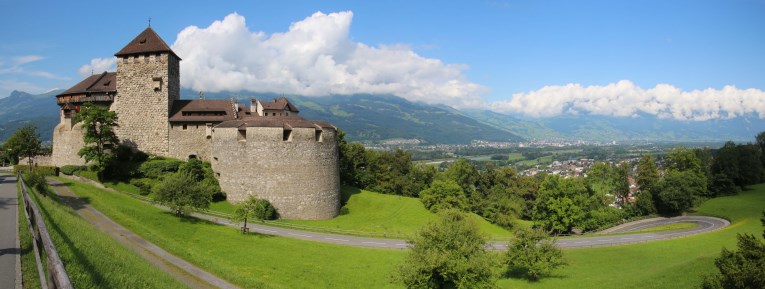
[13,165,59,176]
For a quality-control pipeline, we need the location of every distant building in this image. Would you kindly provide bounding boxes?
[52,26,340,220]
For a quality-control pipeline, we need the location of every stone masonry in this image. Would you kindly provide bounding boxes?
[51,27,340,220]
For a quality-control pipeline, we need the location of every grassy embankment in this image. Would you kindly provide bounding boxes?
[57,176,765,289]
[17,183,42,289]
[629,222,699,234]
[280,186,514,239]
[56,177,405,289]
[18,179,188,289]
[498,184,765,289]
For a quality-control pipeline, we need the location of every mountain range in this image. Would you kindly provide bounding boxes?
[0,89,761,144]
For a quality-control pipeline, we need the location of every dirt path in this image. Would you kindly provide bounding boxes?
[46,178,239,289]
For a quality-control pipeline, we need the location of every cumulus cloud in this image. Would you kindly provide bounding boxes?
[172,12,487,108]
[489,80,765,121]
[78,57,116,77]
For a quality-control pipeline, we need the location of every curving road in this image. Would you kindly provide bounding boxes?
[56,174,732,251]
[194,213,730,250]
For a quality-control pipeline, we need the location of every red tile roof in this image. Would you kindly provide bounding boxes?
[216,116,334,130]
[114,27,180,59]
[58,72,116,96]
[169,100,237,122]
[260,97,300,112]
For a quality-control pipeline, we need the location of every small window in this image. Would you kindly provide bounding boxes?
[123,57,128,64]
[144,55,149,63]
[238,129,246,141]
[152,77,163,91]
[283,129,292,141]
[182,124,187,130]
[63,110,72,118]
[315,130,323,142]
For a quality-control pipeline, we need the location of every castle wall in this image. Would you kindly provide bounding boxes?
[212,126,340,220]
[113,53,178,156]
[168,123,213,161]
[51,110,86,167]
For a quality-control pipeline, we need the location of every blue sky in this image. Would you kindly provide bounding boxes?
[1,0,764,121]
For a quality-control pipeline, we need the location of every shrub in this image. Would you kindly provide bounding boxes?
[138,159,183,179]
[130,178,153,196]
[60,165,87,176]
[22,171,50,195]
[14,165,59,176]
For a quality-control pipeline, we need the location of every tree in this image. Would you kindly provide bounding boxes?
[613,162,631,206]
[665,147,703,174]
[701,211,765,289]
[756,131,765,168]
[656,170,704,215]
[505,227,567,281]
[76,103,119,179]
[2,125,41,167]
[636,155,659,195]
[396,209,497,289]
[153,173,212,217]
[534,175,592,234]
[232,196,276,233]
[419,179,468,213]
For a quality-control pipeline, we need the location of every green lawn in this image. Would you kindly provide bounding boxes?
[50,177,765,289]
[55,177,405,289]
[498,184,765,289]
[629,222,699,233]
[280,186,513,239]
[17,186,42,289]
[21,180,188,288]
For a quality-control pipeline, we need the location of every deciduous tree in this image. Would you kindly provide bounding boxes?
[419,179,468,213]
[396,209,498,289]
[76,103,119,179]
[153,173,211,217]
[2,125,41,167]
[232,196,276,233]
[505,227,566,281]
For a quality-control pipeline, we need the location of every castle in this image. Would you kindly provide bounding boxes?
[51,27,340,220]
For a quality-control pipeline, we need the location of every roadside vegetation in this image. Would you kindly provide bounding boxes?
[18,174,187,288]
[55,177,405,289]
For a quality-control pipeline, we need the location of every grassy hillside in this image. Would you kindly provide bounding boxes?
[22,180,187,288]
[280,186,514,239]
[54,176,765,289]
[499,185,765,289]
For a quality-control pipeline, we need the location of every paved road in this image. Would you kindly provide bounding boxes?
[195,212,730,250]
[0,174,20,289]
[57,175,733,251]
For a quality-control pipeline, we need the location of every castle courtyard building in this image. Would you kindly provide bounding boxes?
[52,27,340,220]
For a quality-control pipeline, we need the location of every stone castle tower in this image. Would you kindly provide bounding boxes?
[51,26,340,220]
[112,28,180,155]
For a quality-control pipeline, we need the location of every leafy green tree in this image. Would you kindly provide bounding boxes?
[232,196,276,233]
[396,209,498,289]
[153,173,211,217]
[735,144,763,188]
[701,211,765,289]
[613,162,631,206]
[636,155,659,195]
[534,175,592,234]
[656,170,705,215]
[665,147,703,174]
[756,131,765,167]
[76,103,119,179]
[505,227,566,281]
[419,179,468,213]
[2,125,41,167]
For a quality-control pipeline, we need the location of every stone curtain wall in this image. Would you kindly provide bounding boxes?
[113,53,179,156]
[168,123,213,161]
[212,127,340,220]
[51,111,86,166]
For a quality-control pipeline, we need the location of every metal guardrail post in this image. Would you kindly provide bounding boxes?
[19,174,73,289]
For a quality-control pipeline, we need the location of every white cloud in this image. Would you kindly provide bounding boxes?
[489,80,765,121]
[172,12,487,108]
[12,55,44,65]
[78,57,116,77]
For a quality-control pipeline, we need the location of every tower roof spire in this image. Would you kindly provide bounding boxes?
[114,26,180,60]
